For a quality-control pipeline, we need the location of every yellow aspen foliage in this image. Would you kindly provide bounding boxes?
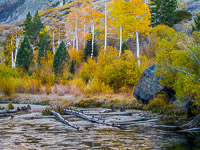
[110,0,151,39]
[80,58,96,80]
[68,49,84,63]
[149,25,176,58]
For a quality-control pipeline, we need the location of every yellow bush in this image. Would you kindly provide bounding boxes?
[7,102,14,110]
[0,77,16,96]
[28,78,42,94]
[85,78,113,94]
[15,78,30,93]
[80,58,96,80]
[68,49,84,64]
[98,48,140,89]
[69,78,85,94]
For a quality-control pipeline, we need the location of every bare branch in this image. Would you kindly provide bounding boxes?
[170,68,200,82]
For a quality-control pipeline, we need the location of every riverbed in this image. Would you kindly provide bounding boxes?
[0,106,199,150]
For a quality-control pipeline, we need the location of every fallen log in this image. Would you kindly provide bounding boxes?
[0,108,19,114]
[181,114,200,128]
[179,127,200,133]
[51,110,79,130]
[64,109,133,128]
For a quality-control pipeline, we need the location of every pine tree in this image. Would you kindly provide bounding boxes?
[24,12,33,38]
[16,36,33,72]
[69,60,75,74]
[84,37,98,61]
[32,11,44,41]
[150,0,177,27]
[122,42,128,53]
[53,41,70,76]
[37,35,51,66]
[63,0,66,5]
[192,13,200,32]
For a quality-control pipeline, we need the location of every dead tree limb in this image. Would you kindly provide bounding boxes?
[179,128,200,133]
[0,108,19,114]
[64,109,133,128]
[51,110,79,130]
[181,114,200,129]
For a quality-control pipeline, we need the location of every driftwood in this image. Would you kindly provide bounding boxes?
[0,108,19,114]
[51,110,79,130]
[64,109,134,128]
[88,112,132,116]
[181,114,200,129]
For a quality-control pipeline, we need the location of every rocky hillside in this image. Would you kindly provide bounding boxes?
[0,0,73,24]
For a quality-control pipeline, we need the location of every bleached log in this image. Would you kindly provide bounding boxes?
[179,128,200,133]
[0,108,19,114]
[181,114,200,128]
[64,109,133,128]
[51,110,79,130]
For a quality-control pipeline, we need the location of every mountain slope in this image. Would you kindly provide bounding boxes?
[0,0,68,24]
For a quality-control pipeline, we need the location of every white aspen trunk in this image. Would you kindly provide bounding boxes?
[136,31,141,68]
[84,19,86,47]
[14,36,20,68]
[73,39,75,49]
[145,0,147,5]
[119,26,122,57]
[104,0,107,50]
[75,13,79,51]
[53,31,55,54]
[12,51,14,69]
[91,18,95,58]
[11,40,14,69]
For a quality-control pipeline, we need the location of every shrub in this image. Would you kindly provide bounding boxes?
[42,107,51,115]
[57,85,67,96]
[80,47,140,90]
[28,78,42,94]
[85,78,113,94]
[144,93,183,116]
[68,49,84,64]
[15,78,30,93]
[7,102,14,110]
[52,102,69,115]
[0,78,16,96]
[69,78,85,94]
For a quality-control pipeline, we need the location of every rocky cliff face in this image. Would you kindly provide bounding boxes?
[0,0,65,24]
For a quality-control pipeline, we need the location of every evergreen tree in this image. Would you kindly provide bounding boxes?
[192,13,200,32]
[150,0,177,27]
[24,12,33,38]
[53,41,70,76]
[32,11,44,41]
[16,36,33,72]
[69,60,75,74]
[122,42,128,53]
[37,35,51,66]
[84,37,98,61]
[63,0,66,5]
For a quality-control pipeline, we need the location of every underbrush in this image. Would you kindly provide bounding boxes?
[0,78,16,96]
[42,100,71,115]
[144,93,186,116]
[74,94,139,109]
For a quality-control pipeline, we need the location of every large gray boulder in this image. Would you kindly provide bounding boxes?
[133,64,176,103]
[133,64,164,103]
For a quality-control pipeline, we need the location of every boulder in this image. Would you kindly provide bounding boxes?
[133,64,176,103]
[133,64,163,103]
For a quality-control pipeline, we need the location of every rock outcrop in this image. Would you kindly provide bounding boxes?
[133,64,176,103]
